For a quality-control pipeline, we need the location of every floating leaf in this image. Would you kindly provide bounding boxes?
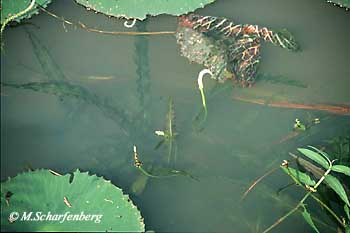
[332,165,350,176]
[301,205,320,233]
[1,0,52,25]
[297,148,330,169]
[324,174,350,207]
[281,167,316,186]
[74,0,216,20]
[1,169,145,232]
[131,173,149,196]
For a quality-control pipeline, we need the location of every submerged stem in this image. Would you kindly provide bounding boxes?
[38,6,175,36]
[263,161,336,233]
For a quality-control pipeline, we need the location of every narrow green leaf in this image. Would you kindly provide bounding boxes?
[325,174,350,207]
[298,148,329,169]
[301,205,320,233]
[281,167,316,186]
[345,204,350,221]
[332,165,350,176]
[307,146,331,161]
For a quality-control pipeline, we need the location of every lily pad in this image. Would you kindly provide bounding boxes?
[74,0,216,20]
[1,0,52,25]
[1,169,145,232]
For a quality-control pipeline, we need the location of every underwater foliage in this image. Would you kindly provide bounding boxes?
[134,21,152,132]
[176,14,299,87]
[278,147,350,232]
[154,97,178,164]
[327,0,350,9]
[24,27,68,82]
[74,0,216,20]
[176,25,229,82]
[1,81,135,135]
[1,0,52,25]
[1,169,145,232]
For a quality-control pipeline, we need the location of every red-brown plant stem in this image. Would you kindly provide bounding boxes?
[233,96,350,115]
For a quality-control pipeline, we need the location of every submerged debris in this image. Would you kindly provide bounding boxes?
[176,14,299,87]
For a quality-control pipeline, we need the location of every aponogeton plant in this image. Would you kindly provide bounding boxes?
[176,14,300,87]
[1,169,145,232]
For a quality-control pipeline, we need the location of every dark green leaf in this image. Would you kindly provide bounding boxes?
[345,204,350,221]
[281,167,316,186]
[325,174,350,207]
[331,165,350,176]
[301,205,320,233]
[298,148,329,169]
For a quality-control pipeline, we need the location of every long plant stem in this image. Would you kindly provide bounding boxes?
[285,158,345,227]
[138,167,180,179]
[262,192,311,233]
[38,6,175,36]
[309,193,345,227]
[263,162,335,233]
[241,166,280,201]
[233,96,350,115]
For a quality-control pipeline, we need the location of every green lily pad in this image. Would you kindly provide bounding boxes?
[1,0,52,25]
[74,0,216,20]
[1,169,145,232]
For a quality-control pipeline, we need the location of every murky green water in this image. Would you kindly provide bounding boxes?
[1,0,349,232]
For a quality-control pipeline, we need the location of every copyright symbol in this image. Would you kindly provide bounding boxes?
[8,212,19,223]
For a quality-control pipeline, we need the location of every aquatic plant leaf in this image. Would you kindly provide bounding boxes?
[1,169,145,232]
[183,14,300,51]
[289,152,324,179]
[166,97,175,136]
[297,148,330,169]
[327,0,350,9]
[177,14,299,86]
[324,174,350,207]
[227,36,261,85]
[74,0,215,20]
[24,27,68,82]
[301,205,320,233]
[134,21,152,132]
[150,167,198,181]
[255,73,307,88]
[154,139,165,150]
[2,81,134,134]
[281,167,316,186]
[331,165,350,176]
[131,173,149,196]
[345,204,350,221]
[1,0,52,25]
